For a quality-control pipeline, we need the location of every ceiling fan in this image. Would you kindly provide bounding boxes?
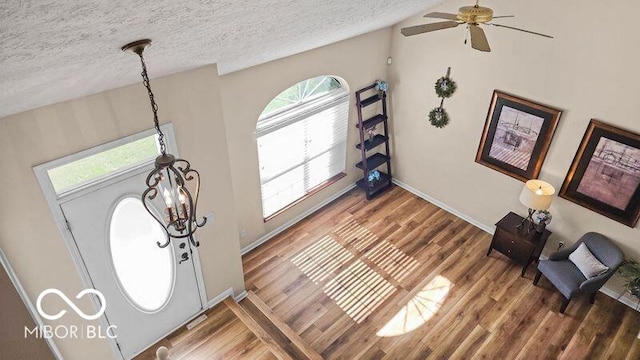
[401,0,553,52]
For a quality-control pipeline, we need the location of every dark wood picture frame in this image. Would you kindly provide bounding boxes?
[559,120,640,227]
[476,91,562,182]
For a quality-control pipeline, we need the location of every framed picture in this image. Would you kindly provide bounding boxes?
[476,91,562,182]
[559,120,640,227]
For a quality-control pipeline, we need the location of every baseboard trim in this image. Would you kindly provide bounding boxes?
[392,179,494,235]
[599,286,637,310]
[207,288,234,309]
[241,184,356,255]
[234,290,248,302]
[205,288,248,308]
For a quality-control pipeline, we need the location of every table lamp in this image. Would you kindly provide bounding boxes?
[518,179,555,233]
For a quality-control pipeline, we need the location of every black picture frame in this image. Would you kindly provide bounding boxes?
[476,91,562,182]
[559,119,640,227]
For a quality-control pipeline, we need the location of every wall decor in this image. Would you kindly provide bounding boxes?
[559,120,640,227]
[476,91,562,182]
[429,67,456,128]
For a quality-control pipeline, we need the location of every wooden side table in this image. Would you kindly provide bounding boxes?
[487,212,551,277]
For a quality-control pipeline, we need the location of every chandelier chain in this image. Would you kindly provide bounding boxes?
[137,52,167,155]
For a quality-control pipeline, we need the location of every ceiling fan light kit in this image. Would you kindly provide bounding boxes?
[457,4,493,23]
[401,1,553,52]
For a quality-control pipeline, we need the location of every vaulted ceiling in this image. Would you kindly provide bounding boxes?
[0,0,443,118]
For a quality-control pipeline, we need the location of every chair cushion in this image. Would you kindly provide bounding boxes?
[538,259,586,299]
[569,243,609,279]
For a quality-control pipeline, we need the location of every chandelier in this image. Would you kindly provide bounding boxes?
[122,39,206,248]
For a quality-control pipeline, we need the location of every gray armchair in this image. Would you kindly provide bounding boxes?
[533,232,623,313]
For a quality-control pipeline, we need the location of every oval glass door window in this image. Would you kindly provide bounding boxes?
[110,197,175,312]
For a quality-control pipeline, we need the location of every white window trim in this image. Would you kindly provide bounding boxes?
[257,89,349,136]
[37,124,176,201]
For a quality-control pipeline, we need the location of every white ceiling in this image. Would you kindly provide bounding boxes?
[0,0,443,118]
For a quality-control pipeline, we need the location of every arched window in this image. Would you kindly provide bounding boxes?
[257,76,349,220]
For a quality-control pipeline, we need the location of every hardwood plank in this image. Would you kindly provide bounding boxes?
[223,298,293,360]
[134,303,276,360]
[603,308,640,359]
[582,299,628,359]
[558,295,616,360]
[180,321,254,360]
[247,291,323,360]
[626,338,640,360]
[400,277,496,359]
[228,338,271,360]
[448,325,490,360]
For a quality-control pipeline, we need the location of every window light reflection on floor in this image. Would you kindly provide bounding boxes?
[291,218,423,324]
[376,275,452,337]
[334,218,378,251]
[291,235,353,284]
[365,240,420,283]
[324,260,396,324]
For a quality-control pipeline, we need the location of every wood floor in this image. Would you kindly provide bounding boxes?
[133,304,276,360]
[242,185,640,359]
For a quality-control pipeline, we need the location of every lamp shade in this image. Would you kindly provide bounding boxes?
[519,179,555,210]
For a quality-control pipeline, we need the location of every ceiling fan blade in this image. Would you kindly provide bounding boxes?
[489,23,554,38]
[469,25,491,52]
[401,21,460,37]
[492,15,515,19]
[424,12,459,20]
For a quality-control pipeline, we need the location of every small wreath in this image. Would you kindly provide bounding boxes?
[434,77,457,98]
[429,107,449,128]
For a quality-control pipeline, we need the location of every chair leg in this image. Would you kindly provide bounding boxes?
[560,297,570,313]
[590,292,596,304]
[533,270,542,285]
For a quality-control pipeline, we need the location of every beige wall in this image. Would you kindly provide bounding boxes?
[389,0,640,274]
[0,65,245,359]
[1,256,55,360]
[219,28,393,249]
[0,28,394,359]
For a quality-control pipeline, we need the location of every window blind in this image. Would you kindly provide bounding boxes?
[257,91,349,219]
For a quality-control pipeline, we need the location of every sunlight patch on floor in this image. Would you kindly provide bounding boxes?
[365,240,420,282]
[376,275,452,337]
[334,218,378,251]
[324,260,396,323]
[292,218,424,324]
[291,235,353,284]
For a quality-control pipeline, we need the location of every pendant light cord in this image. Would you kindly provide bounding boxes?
[137,52,167,155]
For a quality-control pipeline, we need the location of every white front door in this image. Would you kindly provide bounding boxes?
[60,170,203,359]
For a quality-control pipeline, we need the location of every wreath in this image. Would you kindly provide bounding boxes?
[434,76,457,98]
[429,107,449,128]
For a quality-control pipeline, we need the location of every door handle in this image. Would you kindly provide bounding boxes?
[178,252,189,264]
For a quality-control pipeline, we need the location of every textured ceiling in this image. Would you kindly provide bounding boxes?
[0,0,443,118]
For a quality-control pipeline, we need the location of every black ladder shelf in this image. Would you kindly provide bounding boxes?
[355,83,392,200]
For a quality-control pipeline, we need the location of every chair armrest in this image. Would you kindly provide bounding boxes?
[549,241,581,261]
[580,270,615,294]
